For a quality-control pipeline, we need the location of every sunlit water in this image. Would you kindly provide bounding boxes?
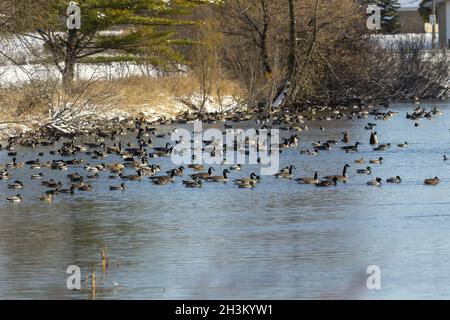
[1,102,450,299]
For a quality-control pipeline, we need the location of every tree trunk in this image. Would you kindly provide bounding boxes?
[62,29,78,88]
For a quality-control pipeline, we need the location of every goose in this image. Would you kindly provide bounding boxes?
[316,177,338,187]
[275,165,295,179]
[190,167,215,180]
[340,142,360,153]
[165,166,184,177]
[314,143,331,151]
[354,158,365,164]
[370,132,379,145]
[367,177,382,186]
[369,157,384,164]
[110,183,126,191]
[324,164,350,182]
[120,169,144,181]
[60,186,76,194]
[42,180,63,189]
[387,176,402,183]
[234,173,261,185]
[237,180,257,188]
[183,179,203,188]
[206,169,231,183]
[6,194,22,203]
[150,170,176,185]
[397,142,408,148]
[79,183,93,191]
[296,172,319,184]
[444,155,449,161]
[8,181,23,189]
[357,167,372,174]
[38,194,53,202]
[342,131,350,143]
[424,177,440,185]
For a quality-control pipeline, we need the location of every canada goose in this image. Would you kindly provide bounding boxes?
[296,172,319,184]
[342,131,350,143]
[190,167,215,180]
[165,166,184,177]
[8,181,23,189]
[424,177,440,185]
[324,164,350,182]
[6,194,22,203]
[120,169,144,181]
[275,165,295,179]
[367,177,382,186]
[234,173,261,185]
[237,180,257,188]
[369,157,384,164]
[316,177,338,187]
[397,142,408,148]
[387,176,402,183]
[370,132,379,145]
[110,183,126,191]
[150,170,176,185]
[354,158,365,164]
[60,186,76,194]
[206,169,231,182]
[314,143,331,151]
[357,167,372,174]
[340,142,360,153]
[38,194,53,202]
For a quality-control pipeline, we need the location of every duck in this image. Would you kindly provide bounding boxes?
[234,173,261,185]
[38,194,53,202]
[369,157,384,164]
[387,176,402,183]
[110,183,126,191]
[190,167,215,180]
[424,177,440,185]
[342,131,350,143]
[373,143,390,151]
[188,164,205,171]
[206,169,231,183]
[357,167,372,174]
[183,178,203,188]
[397,142,408,148]
[120,169,144,181]
[354,158,365,164]
[444,155,449,161]
[60,186,76,194]
[6,194,22,203]
[8,180,24,189]
[79,183,93,191]
[275,165,295,179]
[316,177,338,187]
[150,170,177,185]
[367,177,382,186]
[31,173,44,180]
[340,142,360,153]
[296,172,319,184]
[324,164,350,182]
[236,180,257,188]
[43,180,63,189]
[230,164,242,171]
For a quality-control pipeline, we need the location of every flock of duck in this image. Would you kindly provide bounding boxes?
[0,102,446,204]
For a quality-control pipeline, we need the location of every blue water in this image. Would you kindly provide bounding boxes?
[1,102,450,299]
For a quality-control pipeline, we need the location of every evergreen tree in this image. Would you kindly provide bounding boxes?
[13,0,205,86]
[358,0,401,34]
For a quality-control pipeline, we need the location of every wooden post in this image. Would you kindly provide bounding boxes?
[432,0,436,49]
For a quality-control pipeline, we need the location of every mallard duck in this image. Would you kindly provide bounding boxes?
[60,186,76,194]
[357,167,372,174]
[8,180,23,189]
[397,142,408,148]
[237,180,257,188]
[354,158,365,164]
[424,177,440,185]
[340,142,360,153]
[324,164,350,182]
[188,164,205,171]
[38,194,53,202]
[110,183,126,191]
[316,177,338,187]
[373,143,390,151]
[367,177,382,186]
[79,183,93,191]
[206,169,231,183]
[275,165,295,179]
[31,173,44,180]
[387,176,402,183]
[369,157,384,164]
[6,194,22,203]
[296,172,319,184]
[230,164,242,171]
[444,155,448,161]
[190,167,215,180]
[120,169,144,181]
